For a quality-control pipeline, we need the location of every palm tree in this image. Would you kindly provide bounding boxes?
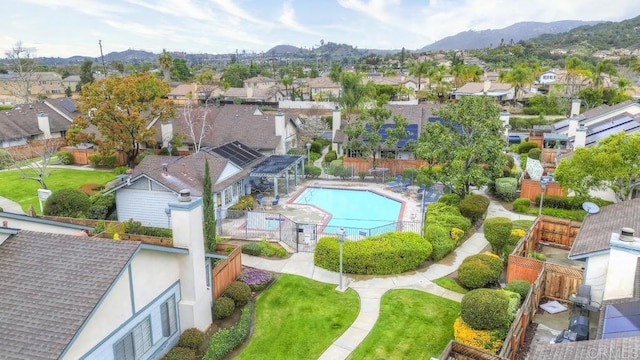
[409,61,431,91]
[281,76,292,99]
[502,64,533,105]
[591,60,618,89]
[564,56,591,98]
[158,49,173,82]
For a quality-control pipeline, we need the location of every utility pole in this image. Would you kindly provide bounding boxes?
[99,40,107,77]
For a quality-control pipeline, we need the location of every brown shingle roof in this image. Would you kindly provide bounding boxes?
[531,336,640,359]
[210,105,280,150]
[0,230,139,360]
[0,104,72,142]
[569,198,640,258]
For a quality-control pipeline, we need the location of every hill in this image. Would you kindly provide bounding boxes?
[421,20,601,51]
[525,14,640,50]
[266,45,303,55]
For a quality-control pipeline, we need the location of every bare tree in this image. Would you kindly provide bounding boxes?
[4,41,38,104]
[9,137,64,189]
[179,96,212,153]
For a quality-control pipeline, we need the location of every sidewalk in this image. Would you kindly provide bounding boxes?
[241,197,536,359]
[0,196,25,214]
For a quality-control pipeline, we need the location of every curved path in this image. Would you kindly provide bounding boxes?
[241,197,536,360]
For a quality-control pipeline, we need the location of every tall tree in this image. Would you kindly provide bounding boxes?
[111,60,125,76]
[415,96,506,197]
[590,59,617,90]
[222,64,250,88]
[69,73,174,168]
[171,58,192,82]
[500,64,533,104]
[180,95,211,153]
[202,159,217,251]
[555,132,640,202]
[8,137,63,189]
[78,59,94,92]
[564,56,591,98]
[158,49,173,82]
[343,107,408,169]
[338,72,374,123]
[4,41,37,104]
[328,63,343,83]
[281,76,292,99]
[408,60,432,91]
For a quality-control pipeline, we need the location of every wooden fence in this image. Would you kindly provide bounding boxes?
[211,244,242,300]
[61,146,128,166]
[519,179,564,201]
[439,341,506,360]
[342,157,428,177]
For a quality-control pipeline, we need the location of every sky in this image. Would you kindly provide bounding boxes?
[2,0,640,58]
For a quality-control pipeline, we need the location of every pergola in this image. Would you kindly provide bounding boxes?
[250,155,306,196]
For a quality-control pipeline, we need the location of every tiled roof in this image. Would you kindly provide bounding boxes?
[0,230,139,360]
[0,104,72,141]
[307,77,340,89]
[530,336,640,359]
[455,82,512,94]
[168,84,196,96]
[209,105,280,150]
[569,198,640,258]
[151,105,221,145]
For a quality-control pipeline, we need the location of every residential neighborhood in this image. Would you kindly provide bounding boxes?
[2,4,640,360]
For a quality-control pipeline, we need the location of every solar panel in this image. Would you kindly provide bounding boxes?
[602,300,640,339]
[60,97,77,113]
[362,123,419,149]
[427,117,463,134]
[585,114,640,146]
[250,155,304,176]
[207,141,263,167]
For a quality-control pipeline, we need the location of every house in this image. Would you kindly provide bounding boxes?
[0,103,71,149]
[532,211,640,358]
[0,211,92,235]
[0,72,66,104]
[306,77,341,100]
[167,83,223,105]
[538,69,565,85]
[222,86,284,103]
[552,99,640,148]
[106,141,265,228]
[62,75,81,91]
[453,80,514,102]
[243,76,277,89]
[0,194,212,359]
[567,198,640,306]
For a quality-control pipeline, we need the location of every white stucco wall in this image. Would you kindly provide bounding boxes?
[584,253,610,306]
[603,248,640,301]
[116,187,177,228]
[130,250,181,310]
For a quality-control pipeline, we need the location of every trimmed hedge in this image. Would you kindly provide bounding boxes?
[512,198,530,213]
[495,177,517,202]
[223,281,251,306]
[203,303,252,360]
[162,347,196,360]
[533,195,612,210]
[459,194,490,223]
[324,150,337,164]
[43,188,91,217]
[457,253,503,289]
[460,289,510,330]
[454,317,504,354]
[212,296,235,319]
[177,328,205,351]
[425,224,454,261]
[504,280,531,304]
[517,141,538,154]
[438,194,461,206]
[55,151,73,165]
[229,195,254,211]
[484,217,513,256]
[527,148,541,160]
[426,202,471,232]
[305,165,322,178]
[314,232,432,275]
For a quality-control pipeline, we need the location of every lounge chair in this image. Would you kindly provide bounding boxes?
[385,175,402,187]
[271,194,280,206]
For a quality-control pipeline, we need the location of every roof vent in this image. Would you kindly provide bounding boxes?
[620,227,635,242]
[162,163,168,175]
[178,189,191,202]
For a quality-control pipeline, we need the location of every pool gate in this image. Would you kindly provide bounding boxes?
[217,208,422,252]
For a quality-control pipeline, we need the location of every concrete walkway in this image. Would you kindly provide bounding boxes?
[242,195,536,359]
[0,196,25,214]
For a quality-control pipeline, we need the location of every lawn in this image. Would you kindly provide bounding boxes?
[433,276,468,294]
[0,168,115,213]
[235,274,360,360]
[349,289,460,360]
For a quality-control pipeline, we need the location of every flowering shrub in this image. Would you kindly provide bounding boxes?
[450,227,465,244]
[511,229,526,238]
[239,268,274,291]
[454,317,504,354]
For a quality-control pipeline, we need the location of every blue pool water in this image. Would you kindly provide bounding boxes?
[293,187,402,232]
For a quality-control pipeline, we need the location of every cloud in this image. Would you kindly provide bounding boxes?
[336,0,400,24]
[122,0,216,21]
[19,0,128,18]
[278,0,322,36]
[211,0,271,26]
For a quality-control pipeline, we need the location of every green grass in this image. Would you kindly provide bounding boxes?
[235,274,360,360]
[349,290,460,360]
[0,168,114,213]
[512,219,534,231]
[433,276,468,294]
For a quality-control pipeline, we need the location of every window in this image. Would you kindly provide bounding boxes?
[160,297,177,337]
[205,260,212,289]
[114,317,152,360]
[223,187,233,206]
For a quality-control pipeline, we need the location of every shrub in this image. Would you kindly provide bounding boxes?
[528,250,546,261]
[87,205,109,220]
[504,280,531,304]
[517,141,538,154]
[459,194,490,223]
[223,281,251,306]
[55,151,73,165]
[177,328,205,351]
[453,317,504,354]
[136,151,152,164]
[241,242,262,256]
[495,178,518,201]
[113,166,128,175]
[425,224,454,261]
[0,149,14,170]
[314,232,432,275]
[510,168,522,180]
[163,347,196,360]
[212,296,235,319]
[159,146,179,156]
[258,240,287,257]
[403,168,418,183]
[460,289,510,330]
[457,253,503,289]
[203,303,252,360]
[426,202,471,233]
[123,219,173,237]
[438,194,461,206]
[512,198,530,213]
[503,153,514,169]
[450,227,465,245]
[527,147,541,160]
[484,217,513,256]
[520,154,528,172]
[310,140,322,154]
[324,150,337,164]
[305,165,322,178]
[503,290,521,323]
[43,188,92,217]
[239,268,274,291]
[229,195,254,211]
[540,208,586,221]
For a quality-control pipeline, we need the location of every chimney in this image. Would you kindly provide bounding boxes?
[620,228,635,242]
[167,196,213,331]
[574,125,588,148]
[274,112,286,152]
[568,116,580,138]
[178,189,191,202]
[161,120,173,148]
[246,86,253,99]
[331,106,341,152]
[499,111,510,140]
[483,80,491,93]
[37,113,51,139]
[570,98,581,117]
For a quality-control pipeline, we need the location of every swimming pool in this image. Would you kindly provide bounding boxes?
[293,187,402,232]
